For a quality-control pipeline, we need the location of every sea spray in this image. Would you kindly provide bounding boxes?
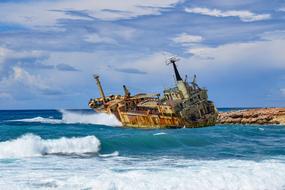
[11,116,62,124]
[8,109,122,126]
[60,109,122,126]
[0,134,101,158]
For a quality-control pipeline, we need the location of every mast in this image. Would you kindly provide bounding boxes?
[171,59,182,81]
[93,75,106,103]
[123,85,131,98]
[167,57,189,99]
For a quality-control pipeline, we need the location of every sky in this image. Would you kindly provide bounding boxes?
[0,0,285,109]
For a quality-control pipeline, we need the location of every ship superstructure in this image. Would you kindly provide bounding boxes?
[88,57,217,128]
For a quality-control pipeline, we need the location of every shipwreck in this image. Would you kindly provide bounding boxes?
[88,57,218,128]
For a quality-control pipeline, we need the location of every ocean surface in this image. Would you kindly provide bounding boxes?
[0,109,285,190]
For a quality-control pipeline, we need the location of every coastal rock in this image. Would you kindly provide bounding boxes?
[217,108,285,125]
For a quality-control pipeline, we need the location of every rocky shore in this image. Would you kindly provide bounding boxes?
[217,108,285,125]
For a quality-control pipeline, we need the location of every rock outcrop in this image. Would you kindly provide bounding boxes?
[217,108,285,125]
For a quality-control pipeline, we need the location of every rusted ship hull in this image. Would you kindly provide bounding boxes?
[118,112,217,128]
[93,108,217,128]
[95,107,216,128]
[89,57,218,129]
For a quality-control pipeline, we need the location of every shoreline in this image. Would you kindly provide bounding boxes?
[217,108,285,125]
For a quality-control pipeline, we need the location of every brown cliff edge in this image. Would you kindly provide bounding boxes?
[217,108,285,125]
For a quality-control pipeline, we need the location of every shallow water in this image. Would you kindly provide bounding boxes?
[0,109,285,190]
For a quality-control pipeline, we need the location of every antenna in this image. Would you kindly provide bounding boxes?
[192,74,197,84]
[192,74,200,89]
[123,85,131,98]
[185,74,188,82]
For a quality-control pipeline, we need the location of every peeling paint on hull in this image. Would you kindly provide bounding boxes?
[119,112,217,128]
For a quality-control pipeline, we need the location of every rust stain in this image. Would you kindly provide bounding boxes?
[88,57,218,128]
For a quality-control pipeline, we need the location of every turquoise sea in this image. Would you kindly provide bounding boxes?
[0,109,285,190]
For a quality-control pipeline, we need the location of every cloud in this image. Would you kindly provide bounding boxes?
[186,31,285,62]
[0,47,79,78]
[0,47,47,63]
[55,64,79,71]
[1,66,63,97]
[259,30,285,41]
[50,9,96,20]
[172,33,203,44]
[185,7,271,22]
[0,47,48,79]
[12,66,49,90]
[0,0,182,28]
[184,30,285,72]
[84,34,117,44]
[188,41,285,69]
[114,68,147,75]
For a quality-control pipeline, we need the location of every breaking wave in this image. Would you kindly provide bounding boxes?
[0,134,101,158]
[9,109,122,126]
[2,157,285,190]
[14,117,62,124]
[70,159,285,190]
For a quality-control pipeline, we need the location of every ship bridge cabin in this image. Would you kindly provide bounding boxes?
[163,87,183,101]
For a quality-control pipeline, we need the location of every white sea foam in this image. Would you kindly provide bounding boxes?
[77,159,285,190]
[1,157,285,190]
[10,109,122,126]
[153,132,167,136]
[99,151,119,158]
[15,116,62,124]
[61,110,122,126]
[0,134,101,158]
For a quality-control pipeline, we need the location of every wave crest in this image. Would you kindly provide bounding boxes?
[14,116,62,124]
[0,134,101,158]
[61,110,122,126]
[9,110,122,126]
